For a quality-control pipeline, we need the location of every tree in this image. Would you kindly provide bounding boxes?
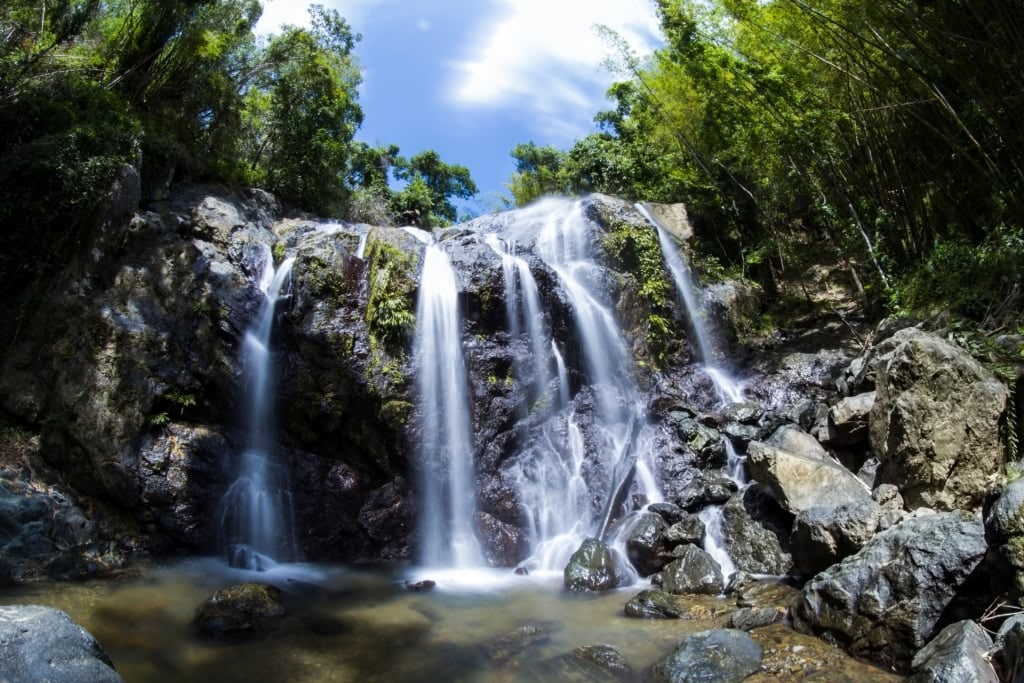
[241,5,363,213]
[392,150,476,226]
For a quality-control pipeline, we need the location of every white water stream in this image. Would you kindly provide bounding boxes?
[220,247,297,568]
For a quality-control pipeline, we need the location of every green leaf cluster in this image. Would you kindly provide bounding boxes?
[508,0,1024,330]
[364,240,416,350]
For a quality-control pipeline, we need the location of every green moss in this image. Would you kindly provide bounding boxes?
[365,239,417,351]
[304,254,346,298]
[379,400,413,426]
[600,221,675,365]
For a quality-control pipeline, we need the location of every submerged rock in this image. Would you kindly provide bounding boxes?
[650,628,763,683]
[527,644,634,682]
[480,624,548,663]
[0,604,123,683]
[564,538,633,592]
[194,583,287,636]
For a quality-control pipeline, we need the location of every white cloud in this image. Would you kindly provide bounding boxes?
[254,0,392,36]
[418,19,432,32]
[448,0,661,140]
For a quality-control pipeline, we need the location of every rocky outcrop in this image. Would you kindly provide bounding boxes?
[792,511,988,671]
[720,487,792,575]
[0,605,123,683]
[869,328,1008,510]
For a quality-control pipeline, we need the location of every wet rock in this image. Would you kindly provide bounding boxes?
[790,499,883,576]
[997,618,1024,683]
[792,512,987,671]
[747,440,871,515]
[721,402,763,425]
[661,545,723,595]
[194,583,287,636]
[477,511,529,567]
[624,589,685,619]
[564,538,633,592]
[0,605,123,683]
[664,513,705,547]
[647,502,685,525]
[650,628,763,683]
[908,620,997,683]
[667,413,725,466]
[984,478,1024,600]
[727,606,785,631]
[568,645,634,681]
[870,328,1008,511]
[624,512,670,576]
[720,487,792,576]
[481,624,548,663]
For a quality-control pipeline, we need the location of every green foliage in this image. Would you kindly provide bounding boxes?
[0,73,139,304]
[365,240,416,350]
[601,221,675,363]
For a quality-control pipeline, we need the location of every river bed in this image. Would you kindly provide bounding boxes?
[0,559,904,682]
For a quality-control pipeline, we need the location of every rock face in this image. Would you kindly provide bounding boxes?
[650,629,763,683]
[869,328,1008,510]
[792,512,988,670]
[983,477,1024,600]
[0,604,123,683]
[790,499,882,576]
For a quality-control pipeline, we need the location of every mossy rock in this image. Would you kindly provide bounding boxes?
[193,583,286,636]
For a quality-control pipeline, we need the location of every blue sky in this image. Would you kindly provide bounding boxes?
[256,0,662,214]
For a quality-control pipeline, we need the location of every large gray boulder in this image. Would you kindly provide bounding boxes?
[790,499,883,576]
[792,511,987,670]
[870,328,1008,510]
[650,629,763,683]
[747,440,870,514]
[0,605,123,682]
[908,620,997,683]
[624,512,670,576]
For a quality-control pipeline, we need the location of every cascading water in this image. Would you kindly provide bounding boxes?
[413,237,485,569]
[220,246,297,569]
[488,199,661,573]
[636,203,747,585]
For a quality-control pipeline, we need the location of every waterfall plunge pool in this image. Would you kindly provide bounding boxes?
[1,560,902,682]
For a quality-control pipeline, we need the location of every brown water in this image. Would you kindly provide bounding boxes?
[0,560,902,682]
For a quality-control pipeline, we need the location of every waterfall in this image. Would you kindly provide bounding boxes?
[635,204,751,587]
[637,204,744,404]
[414,239,484,569]
[489,199,660,573]
[220,246,296,569]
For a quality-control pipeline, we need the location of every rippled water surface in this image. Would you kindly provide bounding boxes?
[1,560,903,682]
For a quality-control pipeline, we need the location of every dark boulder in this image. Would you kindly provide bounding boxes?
[792,512,988,671]
[564,538,633,592]
[624,512,670,576]
[908,620,997,683]
[720,487,792,575]
[661,545,723,595]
